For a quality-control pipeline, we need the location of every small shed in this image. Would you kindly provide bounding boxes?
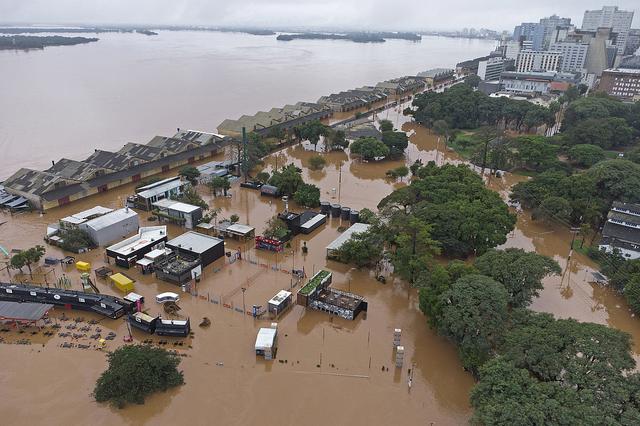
[260,185,280,197]
[109,273,135,293]
[152,199,203,229]
[215,221,256,240]
[268,290,293,315]
[255,325,278,360]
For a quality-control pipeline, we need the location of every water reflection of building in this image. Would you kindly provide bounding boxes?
[599,202,640,260]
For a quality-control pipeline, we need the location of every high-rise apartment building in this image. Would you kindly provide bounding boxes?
[516,50,563,73]
[549,41,589,73]
[582,6,634,55]
[539,15,573,49]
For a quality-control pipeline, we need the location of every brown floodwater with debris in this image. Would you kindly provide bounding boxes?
[2,104,640,425]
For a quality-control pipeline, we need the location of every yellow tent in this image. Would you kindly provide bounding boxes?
[109,273,135,293]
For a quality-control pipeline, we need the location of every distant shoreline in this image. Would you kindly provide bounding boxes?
[0,35,99,50]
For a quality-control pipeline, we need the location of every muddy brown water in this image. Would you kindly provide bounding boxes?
[1,104,640,425]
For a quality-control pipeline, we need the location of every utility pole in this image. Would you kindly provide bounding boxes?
[241,127,249,182]
[338,165,342,203]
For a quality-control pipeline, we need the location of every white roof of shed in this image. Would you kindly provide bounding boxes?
[227,223,255,235]
[107,226,167,256]
[268,290,292,306]
[61,205,114,224]
[152,198,201,213]
[83,208,138,231]
[301,213,326,229]
[255,327,277,350]
[167,231,223,254]
[137,177,184,199]
[326,223,371,251]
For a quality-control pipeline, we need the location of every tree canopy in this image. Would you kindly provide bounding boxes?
[439,274,509,371]
[474,249,561,308]
[334,230,384,268]
[568,144,606,167]
[410,83,554,132]
[268,163,304,195]
[350,137,390,160]
[379,163,516,257]
[178,165,200,184]
[10,245,46,276]
[381,130,409,158]
[93,345,184,408]
[293,182,320,207]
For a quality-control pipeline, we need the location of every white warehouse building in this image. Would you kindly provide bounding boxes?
[78,207,139,246]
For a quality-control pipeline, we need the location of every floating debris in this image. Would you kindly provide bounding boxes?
[199,317,211,328]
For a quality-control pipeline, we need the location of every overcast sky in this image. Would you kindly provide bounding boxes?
[0,0,638,32]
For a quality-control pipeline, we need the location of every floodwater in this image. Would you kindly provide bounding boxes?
[0,30,497,179]
[2,33,640,426]
[2,102,640,425]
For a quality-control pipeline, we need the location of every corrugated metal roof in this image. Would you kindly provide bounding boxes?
[0,301,54,321]
[84,208,138,231]
[326,223,371,251]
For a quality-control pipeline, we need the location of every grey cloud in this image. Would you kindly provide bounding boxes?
[0,0,638,31]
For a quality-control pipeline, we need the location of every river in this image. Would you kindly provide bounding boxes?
[0,30,495,179]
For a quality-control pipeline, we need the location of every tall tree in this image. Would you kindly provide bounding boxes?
[474,249,560,309]
[439,274,509,372]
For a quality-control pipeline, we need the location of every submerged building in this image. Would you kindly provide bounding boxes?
[599,202,640,260]
[296,270,367,320]
[3,129,230,211]
[217,102,332,138]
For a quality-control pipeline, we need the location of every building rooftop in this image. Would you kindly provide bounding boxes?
[106,226,167,256]
[173,129,230,145]
[83,208,138,232]
[417,68,454,78]
[136,177,186,199]
[167,231,223,254]
[3,168,77,197]
[603,68,640,75]
[152,199,201,213]
[61,206,114,225]
[602,222,640,245]
[217,102,331,135]
[118,142,166,162]
[255,327,277,350]
[326,223,371,252]
[612,202,640,217]
[82,150,134,171]
[45,158,106,181]
[146,136,199,154]
[0,301,54,321]
[269,290,292,307]
[227,223,255,235]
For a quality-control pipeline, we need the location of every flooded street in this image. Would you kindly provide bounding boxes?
[2,102,640,425]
